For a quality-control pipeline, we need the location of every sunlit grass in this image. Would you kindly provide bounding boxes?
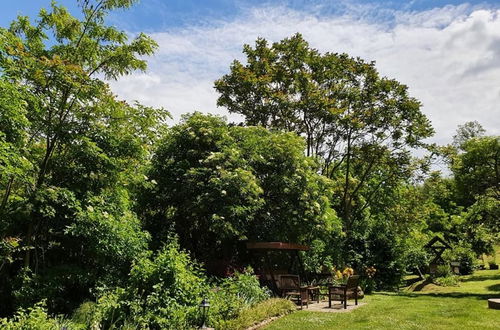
[264,269,500,330]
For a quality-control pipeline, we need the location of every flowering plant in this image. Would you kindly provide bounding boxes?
[365,266,376,278]
[331,267,354,285]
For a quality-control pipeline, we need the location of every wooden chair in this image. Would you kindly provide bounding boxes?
[328,275,360,309]
[280,275,309,309]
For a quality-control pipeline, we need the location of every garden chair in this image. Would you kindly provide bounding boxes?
[328,275,360,309]
[280,275,309,309]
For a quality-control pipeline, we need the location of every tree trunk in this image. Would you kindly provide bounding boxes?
[1,176,14,211]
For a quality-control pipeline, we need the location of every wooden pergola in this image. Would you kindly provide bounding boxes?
[245,241,309,294]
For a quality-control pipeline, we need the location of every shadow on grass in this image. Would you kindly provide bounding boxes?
[486,283,500,292]
[375,292,500,300]
[411,279,431,292]
[460,274,500,282]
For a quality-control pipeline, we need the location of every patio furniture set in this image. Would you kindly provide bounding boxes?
[245,241,361,310]
[279,274,360,309]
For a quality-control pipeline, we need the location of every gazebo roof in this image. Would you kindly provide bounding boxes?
[245,241,309,251]
[424,236,451,249]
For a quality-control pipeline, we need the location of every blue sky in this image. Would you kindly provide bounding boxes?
[1,1,500,152]
[1,1,498,31]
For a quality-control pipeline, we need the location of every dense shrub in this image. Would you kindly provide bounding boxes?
[401,231,431,276]
[430,265,459,287]
[75,241,207,329]
[434,265,452,278]
[208,269,270,327]
[0,301,72,330]
[443,242,478,275]
[140,113,339,265]
[433,275,459,287]
[74,256,280,329]
[364,221,406,290]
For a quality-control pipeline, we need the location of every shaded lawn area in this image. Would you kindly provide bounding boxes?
[264,270,500,330]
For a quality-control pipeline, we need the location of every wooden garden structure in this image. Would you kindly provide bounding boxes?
[424,236,451,274]
[245,241,309,295]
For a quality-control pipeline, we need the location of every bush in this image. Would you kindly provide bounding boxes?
[76,241,208,329]
[208,269,270,328]
[443,242,478,275]
[0,301,73,330]
[217,298,295,330]
[364,221,406,290]
[73,247,277,329]
[434,265,452,278]
[430,265,459,287]
[433,275,459,287]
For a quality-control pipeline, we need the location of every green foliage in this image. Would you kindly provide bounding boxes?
[66,190,150,276]
[141,112,339,264]
[1,4,499,326]
[429,263,460,287]
[74,256,276,329]
[364,220,406,289]
[433,275,459,287]
[452,136,499,207]
[76,241,207,329]
[434,265,452,278]
[452,121,485,149]
[141,113,264,262]
[0,301,71,330]
[218,298,295,330]
[0,0,166,315]
[232,125,339,244]
[215,34,433,233]
[209,269,270,327]
[302,239,334,274]
[443,242,478,275]
[401,230,430,275]
[215,32,433,289]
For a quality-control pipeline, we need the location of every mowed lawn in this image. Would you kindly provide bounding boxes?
[264,270,500,330]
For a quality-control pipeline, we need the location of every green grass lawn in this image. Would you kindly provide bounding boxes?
[264,270,500,330]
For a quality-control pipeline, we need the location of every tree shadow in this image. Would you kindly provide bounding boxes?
[375,292,500,300]
[486,283,500,292]
[411,280,431,292]
[460,274,500,282]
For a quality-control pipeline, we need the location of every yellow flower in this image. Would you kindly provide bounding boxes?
[342,267,354,277]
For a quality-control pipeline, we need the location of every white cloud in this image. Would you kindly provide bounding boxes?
[108,3,500,145]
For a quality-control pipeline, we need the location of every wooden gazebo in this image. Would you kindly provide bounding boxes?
[245,241,309,295]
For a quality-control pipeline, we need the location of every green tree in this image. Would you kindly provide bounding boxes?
[140,113,339,265]
[142,113,264,262]
[0,79,31,216]
[452,136,499,206]
[0,1,166,313]
[215,34,433,233]
[452,121,485,149]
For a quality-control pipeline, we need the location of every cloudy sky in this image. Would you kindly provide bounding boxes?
[2,0,500,145]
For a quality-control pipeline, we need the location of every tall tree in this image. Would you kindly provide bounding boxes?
[0,1,166,313]
[0,0,158,267]
[452,136,499,206]
[215,34,434,232]
[140,113,339,267]
[452,121,485,149]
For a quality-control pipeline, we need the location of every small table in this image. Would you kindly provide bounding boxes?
[306,286,321,303]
